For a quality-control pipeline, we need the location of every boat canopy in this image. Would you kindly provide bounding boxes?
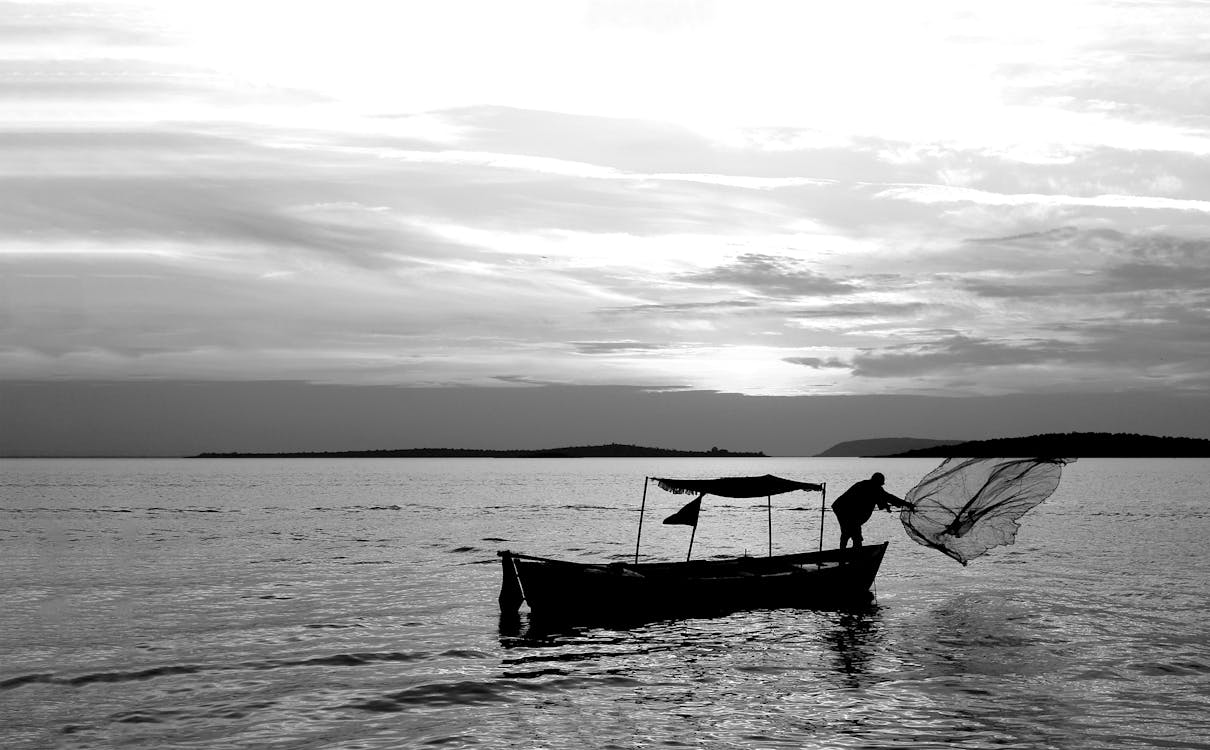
[652,474,823,498]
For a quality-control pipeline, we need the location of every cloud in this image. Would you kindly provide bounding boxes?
[782,356,849,369]
[0,1,161,47]
[787,302,929,319]
[572,341,673,355]
[999,14,1210,130]
[1103,262,1210,292]
[850,335,1079,378]
[427,107,903,188]
[0,176,478,270]
[679,254,856,297]
[1059,307,1210,363]
[340,144,834,190]
[959,279,1065,299]
[0,58,325,112]
[877,184,1210,213]
[958,227,1210,298]
[846,311,1210,394]
[601,300,763,316]
[4,124,819,269]
[425,109,1210,227]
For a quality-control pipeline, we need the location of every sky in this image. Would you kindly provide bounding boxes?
[2,0,1210,456]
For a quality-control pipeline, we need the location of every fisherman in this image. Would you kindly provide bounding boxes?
[832,472,912,549]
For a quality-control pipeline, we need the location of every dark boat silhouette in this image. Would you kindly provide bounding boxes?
[497,475,888,622]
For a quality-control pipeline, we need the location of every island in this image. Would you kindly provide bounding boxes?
[194,443,767,458]
[815,437,963,457]
[878,432,1210,458]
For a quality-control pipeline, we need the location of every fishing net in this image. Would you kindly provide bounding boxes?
[900,457,1075,565]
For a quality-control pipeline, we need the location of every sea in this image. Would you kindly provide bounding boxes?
[2,457,1208,750]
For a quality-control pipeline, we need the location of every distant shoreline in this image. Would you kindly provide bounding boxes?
[191,443,767,459]
[194,432,1210,459]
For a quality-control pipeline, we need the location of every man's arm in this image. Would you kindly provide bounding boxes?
[878,488,913,511]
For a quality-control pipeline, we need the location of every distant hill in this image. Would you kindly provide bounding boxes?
[816,437,963,457]
[194,443,766,458]
[885,432,1210,458]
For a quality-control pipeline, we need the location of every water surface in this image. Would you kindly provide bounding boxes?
[2,457,1208,748]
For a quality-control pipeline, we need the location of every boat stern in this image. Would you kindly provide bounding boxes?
[497,550,525,612]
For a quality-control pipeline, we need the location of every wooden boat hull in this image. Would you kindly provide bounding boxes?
[498,543,887,622]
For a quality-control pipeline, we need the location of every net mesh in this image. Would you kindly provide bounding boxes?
[900,457,1075,565]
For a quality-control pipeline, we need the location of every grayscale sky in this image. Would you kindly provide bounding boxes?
[3,0,1209,455]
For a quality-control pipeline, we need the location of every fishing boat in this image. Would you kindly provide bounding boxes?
[497,475,889,622]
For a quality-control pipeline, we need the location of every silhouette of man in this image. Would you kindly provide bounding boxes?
[831,472,912,549]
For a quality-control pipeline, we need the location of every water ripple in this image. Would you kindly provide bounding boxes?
[1,651,431,691]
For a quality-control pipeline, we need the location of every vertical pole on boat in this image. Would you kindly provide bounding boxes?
[686,522,696,562]
[767,495,773,557]
[817,483,827,552]
[634,477,649,564]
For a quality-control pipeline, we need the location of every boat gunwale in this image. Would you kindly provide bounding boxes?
[499,542,887,576]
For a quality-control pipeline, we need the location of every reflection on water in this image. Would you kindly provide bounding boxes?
[824,606,883,685]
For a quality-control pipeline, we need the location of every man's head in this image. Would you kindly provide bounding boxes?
[871,472,885,485]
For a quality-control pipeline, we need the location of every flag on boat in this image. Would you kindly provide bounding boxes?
[663,495,702,527]
[900,457,1075,565]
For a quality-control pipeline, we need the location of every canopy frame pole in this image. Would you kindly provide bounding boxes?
[686,522,697,562]
[767,495,773,557]
[633,477,649,564]
[817,483,827,552]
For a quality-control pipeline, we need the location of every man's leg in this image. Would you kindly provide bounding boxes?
[834,510,848,548]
